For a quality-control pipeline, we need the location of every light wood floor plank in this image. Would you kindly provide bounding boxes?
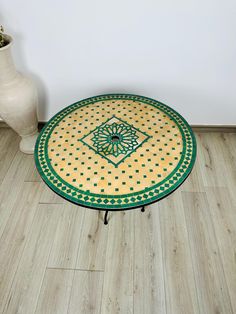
[0,151,35,238]
[68,270,103,314]
[101,211,134,314]
[48,203,85,269]
[205,187,236,313]
[179,157,204,193]
[3,204,63,314]
[76,210,108,271]
[197,133,228,188]
[213,133,236,169]
[2,150,33,182]
[178,134,204,193]
[39,183,65,204]
[182,191,233,314]
[0,182,43,313]
[0,184,23,239]
[35,269,74,314]
[0,129,19,184]
[159,193,199,314]
[133,205,166,314]
[24,155,41,182]
[213,133,236,204]
[0,129,235,313]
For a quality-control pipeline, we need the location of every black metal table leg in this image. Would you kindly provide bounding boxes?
[141,206,145,212]
[104,210,109,225]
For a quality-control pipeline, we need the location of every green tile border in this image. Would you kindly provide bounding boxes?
[34,94,197,210]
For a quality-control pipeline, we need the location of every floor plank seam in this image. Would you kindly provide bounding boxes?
[159,207,168,314]
[33,204,63,314]
[2,195,41,313]
[46,267,104,272]
[24,180,40,183]
[38,202,64,205]
[73,209,86,269]
[0,144,19,184]
[206,188,234,314]
[181,191,204,314]
[66,269,76,314]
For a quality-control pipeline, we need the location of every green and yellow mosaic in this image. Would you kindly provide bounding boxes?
[81,116,151,166]
[34,94,196,210]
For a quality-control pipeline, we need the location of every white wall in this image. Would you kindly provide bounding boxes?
[1,0,236,125]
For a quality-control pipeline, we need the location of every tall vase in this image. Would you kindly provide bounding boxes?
[0,35,39,154]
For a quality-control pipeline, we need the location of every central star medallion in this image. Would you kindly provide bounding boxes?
[81,116,151,167]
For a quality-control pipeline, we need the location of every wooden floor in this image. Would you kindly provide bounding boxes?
[0,128,236,314]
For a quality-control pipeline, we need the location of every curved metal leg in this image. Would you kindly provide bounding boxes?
[104,210,109,225]
[141,206,145,212]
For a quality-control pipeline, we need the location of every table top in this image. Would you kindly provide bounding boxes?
[35,94,196,210]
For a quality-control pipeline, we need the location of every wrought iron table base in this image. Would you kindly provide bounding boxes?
[103,206,145,225]
[104,210,109,225]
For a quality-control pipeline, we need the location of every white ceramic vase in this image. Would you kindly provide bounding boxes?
[0,35,39,154]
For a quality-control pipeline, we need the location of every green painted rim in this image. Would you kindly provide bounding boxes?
[34,94,197,210]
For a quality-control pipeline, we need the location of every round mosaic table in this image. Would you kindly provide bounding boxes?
[35,94,196,224]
